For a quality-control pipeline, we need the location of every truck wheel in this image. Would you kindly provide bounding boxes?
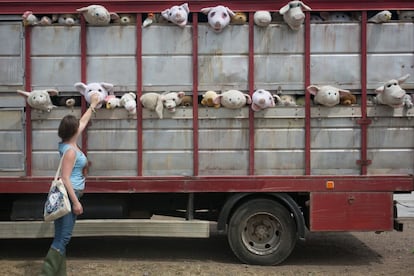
[227,199,297,265]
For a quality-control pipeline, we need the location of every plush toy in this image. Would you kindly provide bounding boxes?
[374,74,413,109]
[368,11,392,23]
[254,11,272,27]
[161,3,190,27]
[76,5,119,25]
[231,12,247,24]
[201,90,221,108]
[201,5,235,33]
[251,89,275,111]
[143,13,156,27]
[275,94,297,106]
[105,95,121,109]
[319,11,353,22]
[120,92,137,114]
[180,95,193,107]
[279,1,312,31]
[39,16,54,25]
[140,92,185,118]
[307,85,351,107]
[114,14,136,25]
[22,11,39,26]
[75,82,114,109]
[340,93,357,106]
[296,96,306,106]
[213,90,251,109]
[17,89,59,112]
[163,91,186,112]
[397,10,414,21]
[58,14,79,25]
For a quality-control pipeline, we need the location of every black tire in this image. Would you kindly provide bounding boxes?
[227,198,297,265]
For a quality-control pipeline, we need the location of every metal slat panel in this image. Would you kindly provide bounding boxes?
[0,22,21,55]
[198,150,249,175]
[255,150,305,176]
[88,130,137,150]
[311,150,361,175]
[87,26,136,55]
[199,129,248,149]
[255,129,305,149]
[367,150,414,175]
[198,25,248,54]
[311,129,361,149]
[254,24,304,54]
[367,23,414,53]
[142,26,192,55]
[310,23,360,53]
[142,151,193,176]
[31,26,80,55]
[88,152,137,176]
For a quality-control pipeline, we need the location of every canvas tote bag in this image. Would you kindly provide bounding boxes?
[43,152,71,221]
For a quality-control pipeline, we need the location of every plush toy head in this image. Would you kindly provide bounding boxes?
[213,90,252,109]
[22,11,39,26]
[105,95,120,109]
[120,92,137,114]
[161,3,190,27]
[58,14,79,25]
[231,12,247,24]
[114,14,136,25]
[140,93,164,118]
[340,93,357,105]
[397,10,414,21]
[201,5,235,33]
[279,1,312,30]
[307,85,350,107]
[320,11,352,22]
[17,89,59,112]
[374,74,413,108]
[181,95,193,107]
[251,89,275,111]
[275,94,297,106]
[162,91,186,112]
[254,11,272,27]
[75,82,114,109]
[201,90,221,108]
[368,10,392,23]
[77,5,119,25]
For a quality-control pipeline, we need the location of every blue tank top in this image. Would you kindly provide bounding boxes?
[58,143,87,190]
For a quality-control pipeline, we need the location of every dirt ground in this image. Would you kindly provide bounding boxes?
[1,219,413,276]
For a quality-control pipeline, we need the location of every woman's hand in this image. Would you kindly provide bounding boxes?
[89,93,100,109]
[72,201,84,216]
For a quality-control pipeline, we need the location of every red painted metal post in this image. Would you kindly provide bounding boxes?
[304,13,311,175]
[24,26,32,176]
[136,13,143,176]
[248,12,255,175]
[80,16,88,152]
[192,13,199,176]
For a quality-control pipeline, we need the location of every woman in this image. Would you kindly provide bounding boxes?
[41,94,100,275]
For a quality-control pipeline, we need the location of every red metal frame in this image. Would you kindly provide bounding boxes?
[2,1,414,194]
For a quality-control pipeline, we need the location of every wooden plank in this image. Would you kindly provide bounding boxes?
[0,219,210,239]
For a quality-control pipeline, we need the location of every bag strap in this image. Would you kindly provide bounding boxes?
[54,150,67,181]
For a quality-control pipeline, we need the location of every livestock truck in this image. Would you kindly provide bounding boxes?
[0,0,413,265]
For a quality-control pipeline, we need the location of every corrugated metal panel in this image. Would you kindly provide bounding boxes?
[255,150,305,176]
[31,26,80,55]
[0,109,24,173]
[0,22,23,90]
[254,24,304,54]
[142,151,193,176]
[367,23,414,53]
[143,26,192,55]
[87,26,136,55]
[198,25,248,54]
[199,150,249,176]
[310,23,360,53]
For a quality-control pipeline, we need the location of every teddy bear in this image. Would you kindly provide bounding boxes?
[201,90,221,108]
[75,82,114,109]
[114,14,136,25]
[340,93,357,106]
[275,94,298,106]
[180,95,193,107]
[58,14,79,25]
[279,1,312,31]
[17,89,59,112]
[120,92,137,114]
[140,92,185,119]
[251,89,275,111]
[76,4,119,25]
[373,74,413,109]
[161,3,190,27]
[254,11,272,27]
[213,90,251,109]
[201,5,235,33]
[307,85,351,107]
[231,12,247,24]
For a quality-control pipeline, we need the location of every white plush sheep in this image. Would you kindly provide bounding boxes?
[368,11,392,23]
[201,5,235,33]
[279,1,311,30]
[254,11,272,27]
[17,89,59,112]
[161,3,190,27]
[77,5,119,25]
[251,89,275,111]
[213,90,251,109]
[374,74,413,109]
[307,85,351,107]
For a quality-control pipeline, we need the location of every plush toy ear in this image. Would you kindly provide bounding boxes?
[273,94,282,103]
[177,91,185,98]
[244,94,252,104]
[338,89,351,97]
[16,90,30,98]
[74,82,87,95]
[225,7,235,17]
[213,95,222,105]
[201,7,212,15]
[110,12,119,21]
[307,85,320,95]
[100,82,114,94]
[398,74,410,84]
[76,7,89,13]
[181,3,190,14]
[300,2,312,11]
[161,9,170,19]
[279,3,290,15]
[375,86,384,94]
[46,89,59,96]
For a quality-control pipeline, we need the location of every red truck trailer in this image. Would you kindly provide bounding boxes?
[0,0,413,265]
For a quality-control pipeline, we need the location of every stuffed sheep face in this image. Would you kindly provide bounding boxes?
[75,82,114,109]
[254,11,272,27]
[213,90,252,109]
[162,3,190,27]
[307,85,350,107]
[76,5,119,25]
[162,91,186,112]
[17,89,58,112]
[279,1,312,30]
[368,10,392,23]
[375,74,413,108]
[201,5,235,33]
[251,89,275,111]
[120,92,137,114]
